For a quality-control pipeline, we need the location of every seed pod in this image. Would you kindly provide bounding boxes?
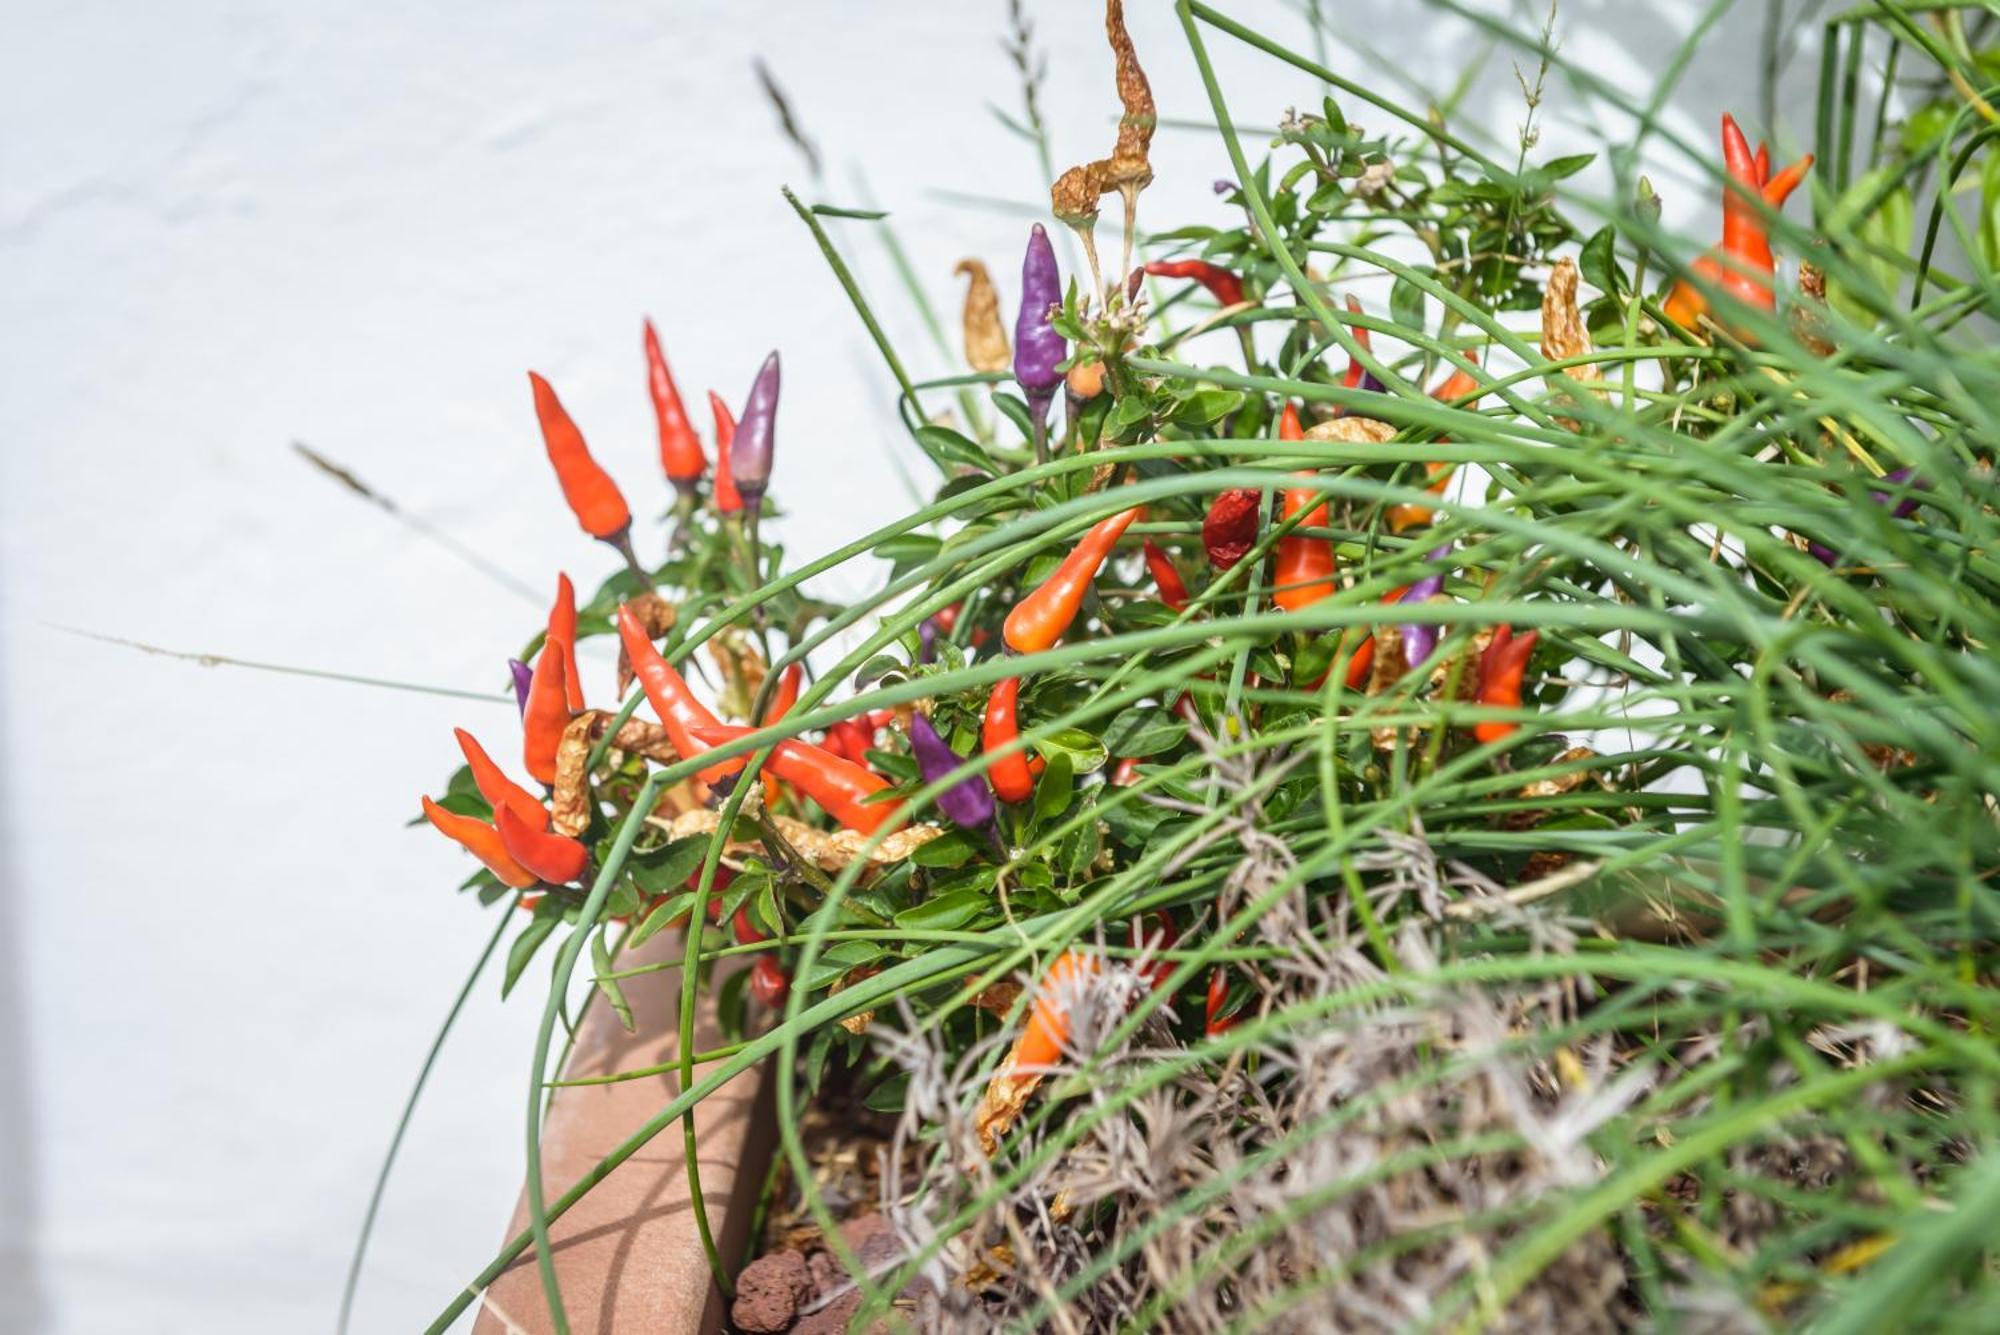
[955,258,1012,373]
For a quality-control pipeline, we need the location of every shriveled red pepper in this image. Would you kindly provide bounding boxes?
[1272,480,1336,611]
[494,803,588,885]
[454,728,548,831]
[693,724,900,836]
[1003,506,1143,654]
[1143,258,1245,307]
[547,573,585,713]
[643,318,706,489]
[615,603,740,784]
[1474,625,1539,744]
[1142,540,1190,611]
[750,954,790,1006]
[1203,490,1261,571]
[707,391,744,514]
[528,372,630,542]
[982,676,1045,804]
[1663,114,1812,332]
[520,646,570,786]
[422,796,538,889]
[1204,967,1240,1036]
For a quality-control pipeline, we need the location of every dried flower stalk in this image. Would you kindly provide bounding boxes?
[954,259,1012,373]
[1048,0,1156,299]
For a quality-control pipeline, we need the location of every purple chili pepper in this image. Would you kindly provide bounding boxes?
[1805,467,1926,567]
[731,350,781,509]
[1398,544,1454,669]
[919,617,940,664]
[1213,179,1236,195]
[508,658,535,715]
[1359,370,1387,396]
[909,712,996,836]
[1014,223,1066,460]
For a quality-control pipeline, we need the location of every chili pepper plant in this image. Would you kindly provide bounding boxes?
[359,3,2000,1331]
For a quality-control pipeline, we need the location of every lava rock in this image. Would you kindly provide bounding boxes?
[731,1249,812,1333]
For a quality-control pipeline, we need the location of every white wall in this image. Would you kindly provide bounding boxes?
[0,2,1807,1330]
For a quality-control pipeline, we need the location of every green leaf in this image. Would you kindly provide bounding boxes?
[1390,273,1427,333]
[990,391,1034,440]
[590,930,635,1032]
[1037,727,1108,775]
[911,827,980,868]
[1171,388,1245,425]
[914,425,996,474]
[627,889,698,949]
[865,1074,910,1112]
[502,912,559,999]
[797,940,885,992]
[1981,151,2000,272]
[1101,705,1188,758]
[629,836,709,894]
[894,888,995,932]
[1034,750,1075,826]
[1542,152,1595,181]
[810,203,889,220]
[1578,226,1620,297]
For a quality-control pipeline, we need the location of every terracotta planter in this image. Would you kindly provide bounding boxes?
[472,938,773,1334]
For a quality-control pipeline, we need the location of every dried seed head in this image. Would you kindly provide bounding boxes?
[1303,415,1396,443]
[954,258,1011,373]
[1540,257,1601,381]
[1104,0,1154,194]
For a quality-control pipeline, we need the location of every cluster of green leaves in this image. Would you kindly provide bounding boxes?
[387,4,2000,1333]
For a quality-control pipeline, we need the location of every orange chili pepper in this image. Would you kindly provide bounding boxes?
[1664,113,1811,331]
[1003,506,1143,654]
[707,391,743,514]
[453,728,549,831]
[1278,401,1305,441]
[1387,352,1484,534]
[643,318,706,487]
[615,603,739,784]
[421,796,538,889]
[1272,481,1336,611]
[547,573,585,713]
[1142,540,1190,611]
[528,371,630,541]
[1474,625,1539,744]
[1013,951,1099,1072]
[520,647,570,786]
[494,803,588,885]
[691,724,900,836]
[982,676,1045,804]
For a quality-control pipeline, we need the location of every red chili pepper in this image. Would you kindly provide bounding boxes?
[453,728,549,831]
[732,905,769,944]
[1110,756,1142,787]
[547,573,585,713]
[1474,625,1539,744]
[494,803,588,885]
[1204,967,1239,1036]
[1003,506,1143,654]
[822,718,874,769]
[982,676,1046,804]
[1302,585,1413,692]
[933,601,962,634]
[1203,490,1261,571]
[762,662,803,726]
[707,391,743,514]
[750,954,790,1006]
[615,603,740,784]
[520,646,570,786]
[1278,401,1305,441]
[528,372,630,541]
[643,318,706,487]
[1272,481,1336,611]
[692,724,900,836]
[1142,540,1190,611]
[1142,258,1245,307]
[1131,913,1178,993]
[422,796,538,889]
